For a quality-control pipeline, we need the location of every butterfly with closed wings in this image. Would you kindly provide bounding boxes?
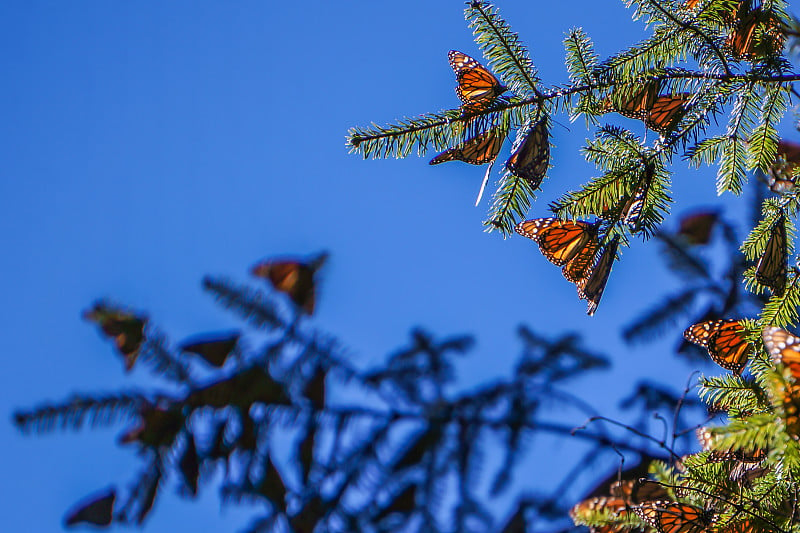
[429,127,506,166]
[505,118,550,189]
[755,212,788,296]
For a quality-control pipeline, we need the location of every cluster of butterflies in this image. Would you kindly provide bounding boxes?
[569,447,768,533]
[684,0,787,59]
[514,218,622,315]
[683,319,800,435]
[428,50,550,192]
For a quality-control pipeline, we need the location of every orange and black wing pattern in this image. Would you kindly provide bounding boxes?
[755,213,788,296]
[696,426,766,464]
[506,118,549,188]
[634,502,712,533]
[612,81,661,121]
[683,319,751,374]
[727,9,760,59]
[429,127,505,165]
[763,326,800,381]
[645,94,690,134]
[577,236,620,316]
[449,50,506,111]
[570,496,629,524]
[563,238,600,284]
[515,218,598,267]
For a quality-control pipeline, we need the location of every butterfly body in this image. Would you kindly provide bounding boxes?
[683,319,751,374]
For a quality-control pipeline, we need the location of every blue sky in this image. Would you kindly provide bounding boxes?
[0,2,783,531]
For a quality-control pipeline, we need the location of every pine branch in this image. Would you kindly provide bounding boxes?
[717,83,759,195]
[202,276,285,331]
[760,271,800,327]
[466,1,541,98]
[13,392,145,434]
[622,287,698,343]
[747,84,788,173]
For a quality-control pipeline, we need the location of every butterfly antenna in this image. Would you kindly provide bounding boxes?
[549,116,571,133]
[475,159,495,206]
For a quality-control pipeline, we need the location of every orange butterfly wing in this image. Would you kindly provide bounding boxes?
[683,319,751,374]
[763,326,800,381]
[515,218,598,266]
[635,502,711,533]
[429,127,505,165]
[645,94,690,133]
[449,50,505,111]
[563,238,600,283]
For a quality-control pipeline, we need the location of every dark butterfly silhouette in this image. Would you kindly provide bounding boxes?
[83,302,146,371]
[64,488,116,527]
[505,118,549,188]
[179,331,240,368]
[577,236,620,316]
[251,252,327,315]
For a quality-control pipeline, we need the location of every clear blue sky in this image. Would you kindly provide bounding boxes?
[0,2,782,531]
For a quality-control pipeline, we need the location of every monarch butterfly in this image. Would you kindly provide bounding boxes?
[755,212,788,296]
[683,0,701,9]
[611,81,661,121]
[570,496,629,523]
[515,218,599,266]
[578,236,620,316]
[762,326,800,381]
[83,302,147,372]
[645,94,690,134]
[727,9,760,58]
[179,331,240,368]
[634,502,713,533]
[696,426,766,464]
[64,488,116,527]
[449,50,506,111]
[429,127,505,165]
[683,319,751,374]
[768,140,800,193]
[562,238,600,284]
[678,211,718,245]
[726,5,785,59]
[251,252,328,315]
[610,479,669,504]
[506,118,550,188]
